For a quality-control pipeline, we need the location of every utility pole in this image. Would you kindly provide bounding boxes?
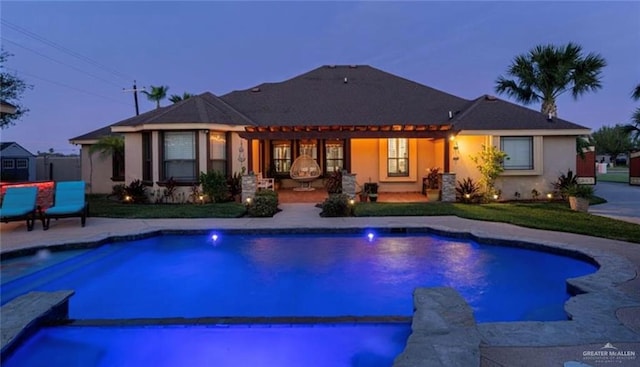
[123,81,144,116]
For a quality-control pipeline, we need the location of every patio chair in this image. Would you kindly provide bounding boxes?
[0,186,39,231]
[42,181,88,230]
[256,172,274,191]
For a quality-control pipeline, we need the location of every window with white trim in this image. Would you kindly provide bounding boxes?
[272,141,291,174]
[16,159,28,169]
[324,140,343,173]
[163,131,196,181]
[2,159,15,169]
[501,136,533,170]
[387,138,409,176]
[209,132,227,175]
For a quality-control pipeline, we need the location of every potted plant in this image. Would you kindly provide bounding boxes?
[357,183,369,202]
[425,167,440,201]
[564,184,594,212]
[363,181,378,202]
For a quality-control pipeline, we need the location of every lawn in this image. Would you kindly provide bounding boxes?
[87,195,640,244]
[597,166,629,183]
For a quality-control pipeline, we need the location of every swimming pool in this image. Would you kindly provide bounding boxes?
[1,233,597,322]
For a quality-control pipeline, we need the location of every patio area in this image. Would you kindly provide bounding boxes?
[275,189,430,204]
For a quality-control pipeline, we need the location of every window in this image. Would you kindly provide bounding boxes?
[209,132,227,175]
[299,139,317,159]
[2,159,14,169]
[272,141,291,174]
[501,137,533,170]
[387,138,409,176]
[142,132,152,181]
[16,159,28,169]
[325,140,343,173]
[112,151,125,181]
[163,131,196,181]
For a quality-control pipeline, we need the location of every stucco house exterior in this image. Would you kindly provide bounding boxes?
[70,65,590,200]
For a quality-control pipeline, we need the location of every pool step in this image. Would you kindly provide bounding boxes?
[1,290,75,360]
[393,287,481,367]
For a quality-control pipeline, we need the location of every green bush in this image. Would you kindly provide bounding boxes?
[455,177,481,203]
[324,170,343,194]
[321,193,352,217]
[110,184,127,200]
[200,170,230,203]
[125,179,149,204]
[553,169,578,199]
[247,190,279,217]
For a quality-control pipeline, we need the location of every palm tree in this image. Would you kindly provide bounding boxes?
[142,85,169,109]
[623,83,640,145]
[168,92,195,103]
[88,135,125,193]
[495,42,607,117]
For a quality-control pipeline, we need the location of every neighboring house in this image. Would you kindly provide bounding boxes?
[0,142,36,182]
[70,65,590,200]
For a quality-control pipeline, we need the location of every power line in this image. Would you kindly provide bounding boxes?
[3,38,124,88]
[1,19,134,82]
[6,67,130,107]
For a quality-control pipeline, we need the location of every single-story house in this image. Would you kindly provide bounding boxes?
[70,65,590,200]
[0,142,36,182]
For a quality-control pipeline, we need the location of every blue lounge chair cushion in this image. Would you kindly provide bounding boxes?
[45,204,85,215]
[0,187,38,218]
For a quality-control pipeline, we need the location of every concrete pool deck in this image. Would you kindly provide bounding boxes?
[1,204,639,366]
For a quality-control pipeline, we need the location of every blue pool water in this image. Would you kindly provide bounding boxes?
[1,233,597,322]
[3,324,411,367]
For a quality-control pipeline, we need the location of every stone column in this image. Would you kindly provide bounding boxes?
[440,173,456,202]
[241,174,257,204]
[341,170,356,199]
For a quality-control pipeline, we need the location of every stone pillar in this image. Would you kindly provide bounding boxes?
[341,170,356,199]
[241,174,257,204]
[440,173,456,202]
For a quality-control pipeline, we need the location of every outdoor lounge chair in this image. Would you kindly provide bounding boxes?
[42,181,88,230]
[0,186,39,231]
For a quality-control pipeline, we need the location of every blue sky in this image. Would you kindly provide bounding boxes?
[2,1,639,155]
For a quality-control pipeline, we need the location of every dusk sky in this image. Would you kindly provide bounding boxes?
[1,1,639,155]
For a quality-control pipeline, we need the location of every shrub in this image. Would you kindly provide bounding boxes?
[425,167,440,189]
[125,179,148,204]
[531,188,540,200]
[455,177,481,203]
[564,184,594,199]
[321,193,352,217]
[324,170,343,194]
[247,190,279,217]
[200,170,230,203]
[163,177,178,203]
[553,169,578,199]
[110,184,127,201]
[227,171,243,198]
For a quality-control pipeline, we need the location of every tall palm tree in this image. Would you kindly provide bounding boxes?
[495,42,607,117]
[142,85,169,109]
[623,83,640,145]
[169,92,195,103]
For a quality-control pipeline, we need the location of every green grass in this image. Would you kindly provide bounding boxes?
[354,201,640,244]
[88,195,247,218]
[597,166,629,183]
[87,195,640,244]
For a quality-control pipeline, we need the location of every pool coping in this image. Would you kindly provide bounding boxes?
[1,224,639,350]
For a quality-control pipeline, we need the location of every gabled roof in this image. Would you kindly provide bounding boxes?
[221,65,470,127]
[0,141,35,156]
[451,95,589,131]
[113,92,254,128]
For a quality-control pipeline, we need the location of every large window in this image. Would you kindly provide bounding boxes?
[387,138,409,176]
[2,159,14,169]
[325,140,343,173]
[142,132,152,181]
[163,131,196,181]
[272,141,291,174]
[209,132,227,175]
[501,137,533,170]
[16,159,28,169]
[299,139,317,159]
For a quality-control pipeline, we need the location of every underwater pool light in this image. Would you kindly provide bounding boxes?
[367,232,375,242]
